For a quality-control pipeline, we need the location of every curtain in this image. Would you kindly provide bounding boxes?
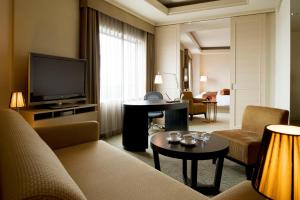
[99,14,146,136]
[80,7,100,105]
[146,33,155,92]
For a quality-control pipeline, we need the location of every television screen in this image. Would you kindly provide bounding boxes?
[29,53,86,105]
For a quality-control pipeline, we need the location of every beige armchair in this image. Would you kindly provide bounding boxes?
[181,91,207,120]
[212,105,289,179]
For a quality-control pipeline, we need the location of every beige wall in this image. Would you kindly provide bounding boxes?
[191,54,201,95]
[155,25,181,100]
[290,31,300,121]
[200,50,231,93]
[274,0,291,110]
[13,0,80,99]
[83,0,154,34]
[0,0,13,108]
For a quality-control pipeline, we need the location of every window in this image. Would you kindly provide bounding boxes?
[99,15,146,135]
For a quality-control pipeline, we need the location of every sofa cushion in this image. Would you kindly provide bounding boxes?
[211,181,265,200]
[55,140,209,200]
[0,109,87,200]
[213,129,261,165]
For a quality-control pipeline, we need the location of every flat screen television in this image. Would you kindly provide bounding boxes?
[29,53,87,107]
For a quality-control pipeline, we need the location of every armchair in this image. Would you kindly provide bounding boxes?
[212,105,289,179]
[181,91,207,120]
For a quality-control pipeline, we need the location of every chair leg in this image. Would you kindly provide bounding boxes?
[212,158,217,164]
[204,113,207,119]
[246,165,254,180]
[189,114,193,121]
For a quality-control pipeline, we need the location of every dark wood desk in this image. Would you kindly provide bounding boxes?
[122,100,188,152]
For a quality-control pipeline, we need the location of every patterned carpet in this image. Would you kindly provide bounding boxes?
[104,113,247,196]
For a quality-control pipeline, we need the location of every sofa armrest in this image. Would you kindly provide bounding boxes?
[211,181,266,200]
[35,121,100,150]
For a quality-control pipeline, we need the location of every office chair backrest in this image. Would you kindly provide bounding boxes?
[144,92,163,101]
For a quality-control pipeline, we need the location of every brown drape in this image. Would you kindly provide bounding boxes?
[80,7,100,105]
[146,33,155,92]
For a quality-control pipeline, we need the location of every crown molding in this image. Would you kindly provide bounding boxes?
[156,8,275,26]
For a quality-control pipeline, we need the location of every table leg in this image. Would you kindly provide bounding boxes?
[214,156,225,191]
[191,160,198,189]
[213,103,217,122]
[153,150,161,171]
[182,159,187,184]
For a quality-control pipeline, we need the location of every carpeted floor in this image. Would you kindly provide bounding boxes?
[104,112,247,195]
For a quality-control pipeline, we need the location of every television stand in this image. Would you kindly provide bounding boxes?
[19,104,98,128]
[48,103,79,109]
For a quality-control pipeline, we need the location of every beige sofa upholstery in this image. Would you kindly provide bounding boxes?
[0,109,264,200]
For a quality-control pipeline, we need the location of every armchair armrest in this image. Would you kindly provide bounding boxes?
[35,121,100,150]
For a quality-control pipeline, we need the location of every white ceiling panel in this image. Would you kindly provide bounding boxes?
[193,28,230,47]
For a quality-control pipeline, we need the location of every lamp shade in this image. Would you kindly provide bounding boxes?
[200,75,207,82]
[252,125,300,200]
[154,72,163,84]
[10,92,25,108]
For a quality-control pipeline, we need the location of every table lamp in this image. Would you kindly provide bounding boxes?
[154,72,163,84]
[200,75,207,82]
[10,91,25,112]
[252,125,300,200]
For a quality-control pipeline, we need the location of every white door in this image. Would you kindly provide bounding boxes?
[230,14,267,128]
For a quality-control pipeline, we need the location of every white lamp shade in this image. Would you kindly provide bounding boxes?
[10,92,25,108]
[154,73,163,84]
[200,76,207,82]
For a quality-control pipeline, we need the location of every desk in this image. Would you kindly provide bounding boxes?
[122,100,188,151]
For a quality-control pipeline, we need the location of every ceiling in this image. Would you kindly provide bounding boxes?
[106,0,277,25]
[157,0,219,8]
[180,18,230,53]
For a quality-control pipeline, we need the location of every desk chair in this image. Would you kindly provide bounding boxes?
[144,92,164,130]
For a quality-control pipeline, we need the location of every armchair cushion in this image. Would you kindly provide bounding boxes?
[213,129,261,165]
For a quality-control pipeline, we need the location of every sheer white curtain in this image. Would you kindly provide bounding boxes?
[99,14,146,136]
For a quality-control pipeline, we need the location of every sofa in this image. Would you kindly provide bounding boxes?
[0,109,265,200]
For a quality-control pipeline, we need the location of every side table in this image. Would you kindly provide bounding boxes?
[150,131,229,195]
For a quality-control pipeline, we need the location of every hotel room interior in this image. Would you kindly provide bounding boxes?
[0,0,300,199]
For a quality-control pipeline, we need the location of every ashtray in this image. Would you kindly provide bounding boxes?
[192,132,211,142]
[180,138,197,146]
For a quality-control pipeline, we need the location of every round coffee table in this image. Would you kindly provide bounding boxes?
[150,131,229,195]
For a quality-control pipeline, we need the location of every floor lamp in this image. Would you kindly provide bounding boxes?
[252,125,300,200]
